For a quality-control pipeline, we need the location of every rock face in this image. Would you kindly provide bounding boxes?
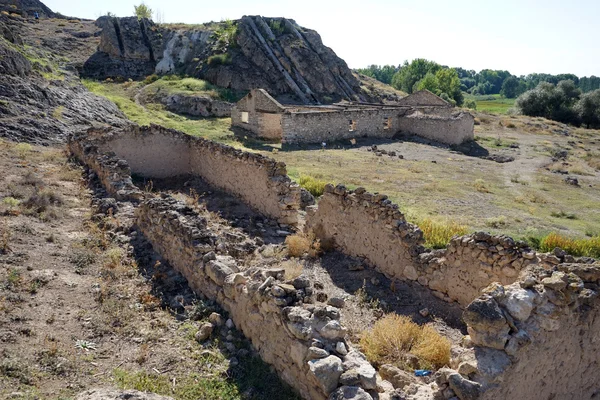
[83,16,367,104]
[0,0,56,18]
[0,14,130,144]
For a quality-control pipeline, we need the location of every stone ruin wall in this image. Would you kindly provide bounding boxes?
[397,108,474,145]
[281,108,399,144]
[450,263,600,400]
[69,125,300,225]
[69,126,600,400]
[232,89,284,140]
[306,185,541,307]
[136,195,379,400]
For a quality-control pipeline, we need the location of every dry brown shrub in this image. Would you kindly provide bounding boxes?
[360,314,450,371]
[285,231,321,258]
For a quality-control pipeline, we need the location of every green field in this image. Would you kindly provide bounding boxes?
[465,93,515,114]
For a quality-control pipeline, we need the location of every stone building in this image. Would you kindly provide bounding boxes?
[231,89,474,145]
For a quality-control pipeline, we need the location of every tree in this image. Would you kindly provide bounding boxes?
[356,65,398,85]
[391,59,441,93]
[516,80,581,124]
[435,68,463,105]
[134,2,153,19]
[416,72,439,93]
[501,77,520,98]
[574,89,600,128]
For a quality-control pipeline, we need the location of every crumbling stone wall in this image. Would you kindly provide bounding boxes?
[70,125,300,225]
[306,185,535,306]
[305,184,424,281]
[438,263,600,400]
[67,131,143,201]
[281,107,399,144]
[136,196,379,400]
[397,109,474,145]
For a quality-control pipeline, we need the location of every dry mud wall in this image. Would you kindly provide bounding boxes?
[136,196,379,400]
[307,185,542,307]
[69,125,300,225]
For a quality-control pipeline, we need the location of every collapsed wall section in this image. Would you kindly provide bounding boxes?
[136,196,380,400]
[306,184,536,306]
[442,263,600,400]
[67,130,143,201]
[70,125,300,225]
[397,109,474,145]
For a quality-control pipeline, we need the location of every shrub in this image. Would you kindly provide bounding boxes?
[15,143,32,159]
[360,314,451,370]
[418,218,468,249]
[298,175,328,197]
[485,215,508,228]
[473,178,491,193]
[285,231,321,258]
[464,99,477,110]
[207,53,232,66]
[144,74,159,85]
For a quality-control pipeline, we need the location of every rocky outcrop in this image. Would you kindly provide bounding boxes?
[0,14,130,144]
[162,94,233,117]
[83,16,368,104]
[0,0,56,18]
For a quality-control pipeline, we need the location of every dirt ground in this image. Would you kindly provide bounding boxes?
[263,112,600,240]
[0,140,301,400]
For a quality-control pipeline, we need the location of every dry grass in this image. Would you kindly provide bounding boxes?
[418,218,468,249]
[281,259,304,281]
[285,231,321,258]
[473,178,492,193]
[539,232,600,258]
[0,218,11,254]
[360,314,451,371]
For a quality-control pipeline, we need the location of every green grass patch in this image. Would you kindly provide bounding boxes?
[82,79,237,145]
[464,94,515,114]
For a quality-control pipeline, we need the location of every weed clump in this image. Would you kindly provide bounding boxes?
[418,218,468,249]
[298,175,328,197]
[360,314,451,371]
[285,231,321,258]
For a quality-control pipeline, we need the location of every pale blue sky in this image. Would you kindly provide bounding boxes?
[44,0,599,77]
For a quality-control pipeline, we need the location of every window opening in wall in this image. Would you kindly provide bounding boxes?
[241,112,249,124]
[383,117,391,130]
[349,120,356,132]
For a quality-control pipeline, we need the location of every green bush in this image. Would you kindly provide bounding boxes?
[143,74,159,85]
[464,99,477,109]
[207,53,232,66]
[298,175,328,197]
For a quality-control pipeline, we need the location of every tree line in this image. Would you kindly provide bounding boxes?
[357,61,600,101]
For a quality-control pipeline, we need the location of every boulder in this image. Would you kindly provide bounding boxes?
[328,386,373,400]
[308,355,344,394]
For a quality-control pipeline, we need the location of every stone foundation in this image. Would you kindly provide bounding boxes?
[136,195,378,400]
[69,126,600,400]
[69,124,300,225]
